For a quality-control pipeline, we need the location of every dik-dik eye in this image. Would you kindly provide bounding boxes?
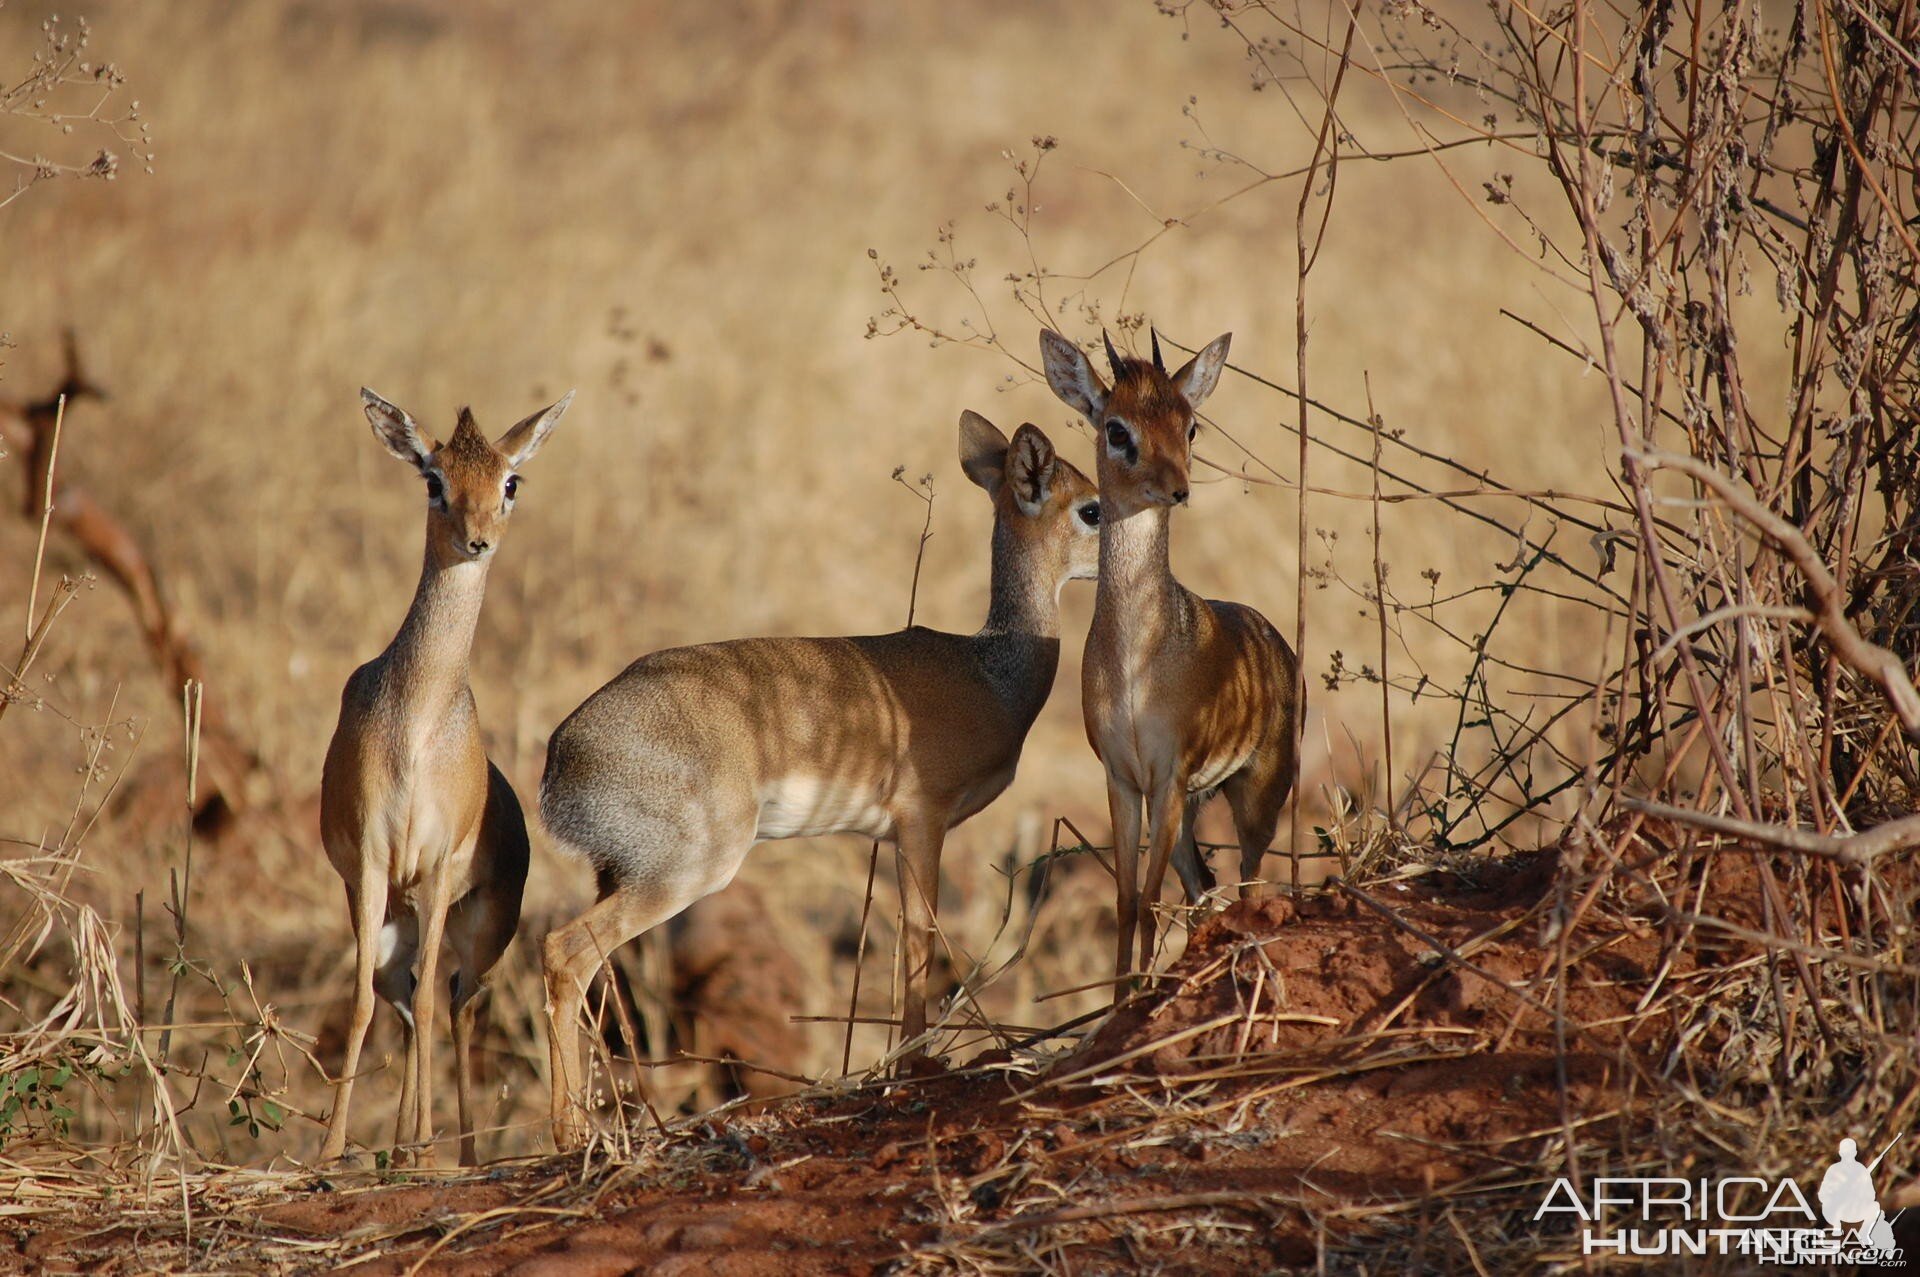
[504,474,520,502]
[424,473,445,506]
[1105,420,1129,450]
[1078,502,1100,527]
[1188,420,1199,441]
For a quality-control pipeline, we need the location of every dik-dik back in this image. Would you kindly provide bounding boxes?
[545,625,1062,858]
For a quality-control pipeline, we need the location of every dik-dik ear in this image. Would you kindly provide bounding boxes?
[1172,333,1232,408]
[496,389,575,468]
[1039,329,1108,422]
[1005,423,1058,517]
[959,409,1011,494]
[361,387,434,470]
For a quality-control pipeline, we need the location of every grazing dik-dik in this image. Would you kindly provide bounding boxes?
[319,387,573,1166]
[538,414,1098,1149]
[1041,328,1300,984]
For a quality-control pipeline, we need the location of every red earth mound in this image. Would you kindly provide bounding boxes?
[5,850,1725,1273]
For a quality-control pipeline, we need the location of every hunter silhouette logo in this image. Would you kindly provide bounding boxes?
[1535,1133,1905,1263]
[1819,1137,1898,1252]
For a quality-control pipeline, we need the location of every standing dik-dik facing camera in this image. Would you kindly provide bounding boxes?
[1038,324,1299,986]
[318,386,572,1170]
[360,388,573,564]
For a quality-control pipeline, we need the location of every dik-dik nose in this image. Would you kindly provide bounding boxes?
[1170,488,1189,505]
[468,537,492,555]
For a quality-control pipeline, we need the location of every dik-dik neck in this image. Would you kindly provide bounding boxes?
[1094,503,1180,647]
[379,534,492,711]
[977,518,1063,725]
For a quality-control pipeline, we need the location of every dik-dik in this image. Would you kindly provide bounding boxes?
[537,414,1097,1148]
[319,387,572,1166]
[1041,328,1300,984]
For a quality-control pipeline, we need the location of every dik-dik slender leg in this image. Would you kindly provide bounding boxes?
[1138,780,1186,972]
[1224,759,1291,899]
[544,882,697,1151]
[392,1025,418,1158]
[1106,778,1144,983]
[321,858,388,1162]
[371,912,420,1153]
[446,867,518,1167]
[896,815,947,1051]
[406,865,456,1163]
[1170,796,1214,904]
[450,973,492,1167]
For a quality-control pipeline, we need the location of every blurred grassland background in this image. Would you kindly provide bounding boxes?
[0,0,1796,1158]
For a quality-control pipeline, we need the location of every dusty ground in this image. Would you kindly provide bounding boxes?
[0,853,1688,1274]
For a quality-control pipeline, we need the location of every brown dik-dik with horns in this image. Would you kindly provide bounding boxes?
[319,387,573,1166]
[538,415,1098,1150]
[1041,328,1300,984]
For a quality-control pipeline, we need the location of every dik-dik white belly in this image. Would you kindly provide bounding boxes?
[756,773,894,842]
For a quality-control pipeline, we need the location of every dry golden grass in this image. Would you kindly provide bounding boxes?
[0,0,1802,1167]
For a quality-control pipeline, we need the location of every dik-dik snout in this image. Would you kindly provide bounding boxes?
[1040,327,1229,519]
[440,472,506,562]
[361,388,575,567]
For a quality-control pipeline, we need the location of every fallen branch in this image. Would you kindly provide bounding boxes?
[1631,449,1920,739]
[1622,796,1920,867]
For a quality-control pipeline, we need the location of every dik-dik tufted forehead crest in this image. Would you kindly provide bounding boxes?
[1104,354,1198,429]
[441,406,497,471]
